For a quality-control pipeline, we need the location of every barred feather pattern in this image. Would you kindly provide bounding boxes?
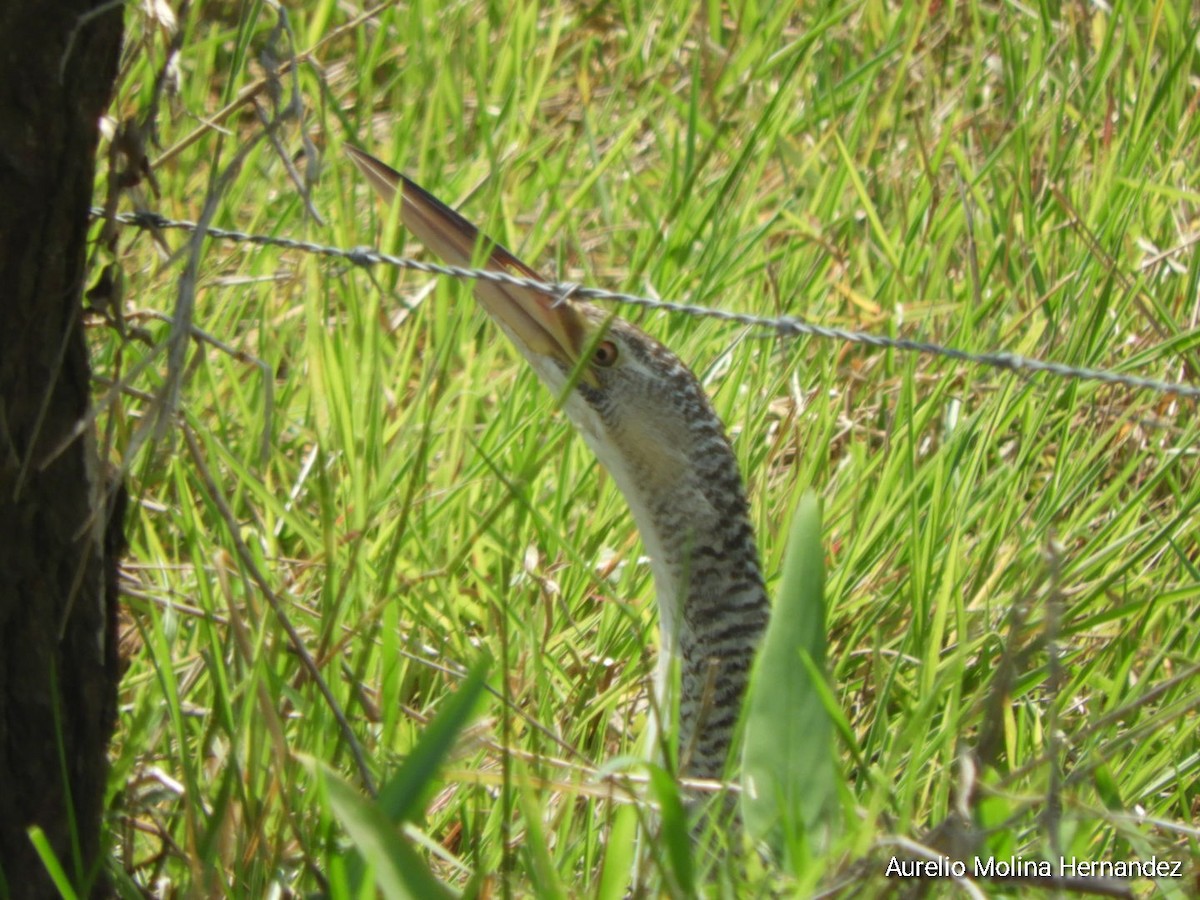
[571,321,771,783]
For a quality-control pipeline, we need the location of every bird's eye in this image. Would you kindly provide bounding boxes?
[592,340,619,367]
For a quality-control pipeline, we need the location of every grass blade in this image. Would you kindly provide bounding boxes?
[647,765,695,895]
[26,826,79,900]
[378,655,491,824]
[596,803,638,900]
[308,758,455,900]
[307,655,489,899]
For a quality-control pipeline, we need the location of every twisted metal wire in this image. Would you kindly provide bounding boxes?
[92,207,1200,402]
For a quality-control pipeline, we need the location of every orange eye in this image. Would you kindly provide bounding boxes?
[592,340,619,367]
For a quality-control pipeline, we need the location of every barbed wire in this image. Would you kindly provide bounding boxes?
[92,207,1200,402]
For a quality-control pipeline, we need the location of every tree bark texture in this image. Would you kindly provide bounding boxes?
[0,2,124,897]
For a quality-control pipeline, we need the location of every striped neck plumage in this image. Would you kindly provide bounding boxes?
[549,321,770,782]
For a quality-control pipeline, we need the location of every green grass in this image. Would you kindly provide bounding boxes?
[89,0,1200,896]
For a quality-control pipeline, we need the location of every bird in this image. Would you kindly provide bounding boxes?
[347,145,770,787]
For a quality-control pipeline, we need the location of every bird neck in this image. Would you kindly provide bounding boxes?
[647,463,769,782]
[584,422,770,782]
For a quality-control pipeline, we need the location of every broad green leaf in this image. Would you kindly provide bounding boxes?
[741,491,838,865]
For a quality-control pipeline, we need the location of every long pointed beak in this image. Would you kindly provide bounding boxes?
[346,145,588,375]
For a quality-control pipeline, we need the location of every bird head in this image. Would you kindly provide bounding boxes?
[346,147,718,516]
